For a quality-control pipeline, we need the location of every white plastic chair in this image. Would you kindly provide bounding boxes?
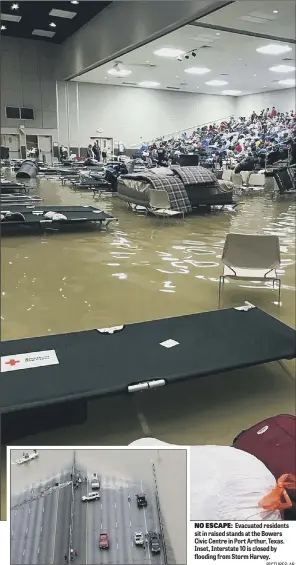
[240,171,252,185]
[231,173,243,189]
[248,173,266,189]
[222,169,232,182]
[219,233,281,305]
[148,189,184,218]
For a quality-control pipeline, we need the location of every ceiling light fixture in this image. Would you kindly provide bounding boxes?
[154,47,185,58]
[256,44,292,55]
[269,64,295,73]
[206,80,228,86]
[273,10,278,14]
[222,89,242,95]
[278,78,296,86]
[49,22,56,28]
[138,81,160,87]
[11,3,19,9]
[216,32,220,35]
[32,29,55,37]
[108,63,131,77]
[49,9,76,19]
[71,1,79,4]
[1,24,7,30]
[185,67,211,74]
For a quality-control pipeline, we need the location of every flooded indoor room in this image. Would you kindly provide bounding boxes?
[1,0,296,527]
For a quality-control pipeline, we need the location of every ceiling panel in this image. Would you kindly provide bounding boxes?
[74,22,295,96]
[198,0,296,41]
[0,1,111,44]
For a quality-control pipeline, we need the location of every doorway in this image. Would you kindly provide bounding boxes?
[38,135,52,165]
[1,134,20,159]
[90,137,114,158]
[26,134,38,159]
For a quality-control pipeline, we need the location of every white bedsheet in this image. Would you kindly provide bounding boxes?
[129,439,281,521]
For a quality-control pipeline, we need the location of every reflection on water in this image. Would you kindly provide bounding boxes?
[1,179,295,339]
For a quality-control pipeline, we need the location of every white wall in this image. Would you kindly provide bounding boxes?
[0,36,58,140]
[236,88,295,117]
[57,81,236,148]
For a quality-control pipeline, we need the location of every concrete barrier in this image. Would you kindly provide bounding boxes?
[151,461,169,564]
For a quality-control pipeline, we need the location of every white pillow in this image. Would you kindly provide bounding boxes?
[190,445,281,521]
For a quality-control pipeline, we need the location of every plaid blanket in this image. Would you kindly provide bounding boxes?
[171,165,219,187]
[122,173,192,213]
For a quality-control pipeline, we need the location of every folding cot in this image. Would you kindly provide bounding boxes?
[1,204,116,233]
[1,304,295,442]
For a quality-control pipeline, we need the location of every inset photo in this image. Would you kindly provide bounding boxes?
[9,447,187,564]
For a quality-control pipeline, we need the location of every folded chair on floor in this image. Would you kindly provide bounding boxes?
[219,233,281,305]
[148,189,184,218]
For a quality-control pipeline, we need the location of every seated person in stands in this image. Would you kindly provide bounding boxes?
[270,106,277,118]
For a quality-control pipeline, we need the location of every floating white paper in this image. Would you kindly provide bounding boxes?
[160,339,179,348]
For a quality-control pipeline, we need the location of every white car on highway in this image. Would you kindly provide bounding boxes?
[134,532,144,546]
[91,473,100,489]
[82,492,100,502]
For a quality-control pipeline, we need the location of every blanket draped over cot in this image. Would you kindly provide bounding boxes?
[121,165,233,214]
[122,171,192,213]
[171,165,219,187]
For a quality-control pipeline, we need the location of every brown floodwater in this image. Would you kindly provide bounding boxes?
[1,178,296,518]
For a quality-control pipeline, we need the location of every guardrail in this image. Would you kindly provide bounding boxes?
[151,461,168,565]
[128,114,234,148]
[68,451,76,562]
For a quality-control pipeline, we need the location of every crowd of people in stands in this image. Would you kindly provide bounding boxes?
[136,107,296,169]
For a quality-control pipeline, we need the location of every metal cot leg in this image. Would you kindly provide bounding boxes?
[218,276,224,307]
[277,278,281,305]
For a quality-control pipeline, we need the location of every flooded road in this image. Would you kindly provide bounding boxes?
[10,448,187,564]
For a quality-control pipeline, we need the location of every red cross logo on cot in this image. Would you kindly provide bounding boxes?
[5,359,20,367]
